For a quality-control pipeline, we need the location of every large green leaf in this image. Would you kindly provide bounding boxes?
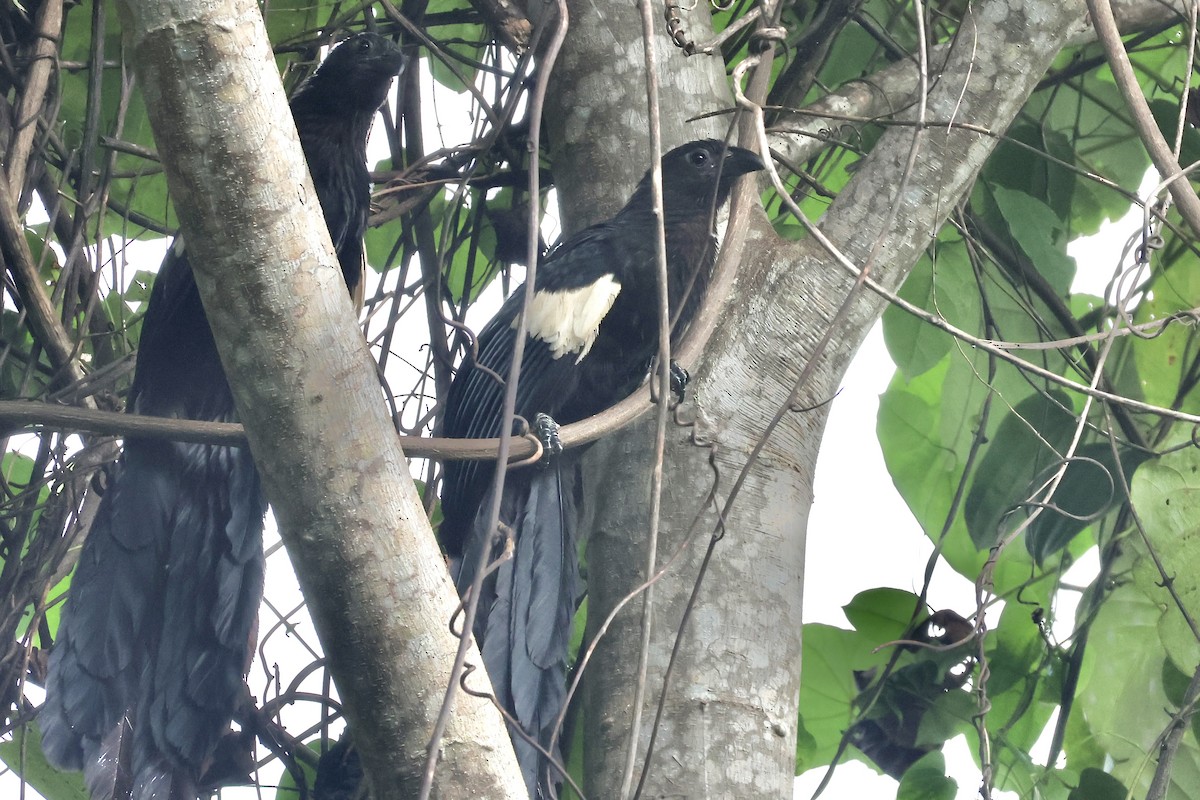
[841,588,923,646]
[1109,241,1200,414]
[275,739,321,799]
[988,185,1077,296]
[1067,768,1128,800]
[882,236,981,380]
[963,390,1077,550]
[425,19,486,93]
[57,57,173,240]
[895,751,956,800]
[0,724,88,800]
[1130,441,1200,673]
[1077,579,1200,799]
[1025,442,1151,563]
[797,623,881,772]
[263,0,336,49]
[985,598,1059,758]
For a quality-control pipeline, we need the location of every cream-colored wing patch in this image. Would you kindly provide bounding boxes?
[518,276,622,362]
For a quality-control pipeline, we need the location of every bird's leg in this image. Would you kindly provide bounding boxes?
[670,361,690,404]
[533,412,564,464]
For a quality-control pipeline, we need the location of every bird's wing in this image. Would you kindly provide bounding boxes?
[439,224,630,553]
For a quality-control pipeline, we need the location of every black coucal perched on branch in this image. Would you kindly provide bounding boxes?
[41,34,406,800]
[439,139,765,798]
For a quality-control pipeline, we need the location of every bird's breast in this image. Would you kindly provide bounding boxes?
[516,275,622,362]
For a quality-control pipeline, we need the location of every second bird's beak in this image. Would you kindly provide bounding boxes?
[724,146,767,178]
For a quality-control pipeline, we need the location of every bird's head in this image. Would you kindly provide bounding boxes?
[295,33,408,115]
[656,139,765,212]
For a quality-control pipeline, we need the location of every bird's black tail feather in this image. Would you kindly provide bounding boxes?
[42,445,177,774]
[456,460,582,798]
[42,436,266,800]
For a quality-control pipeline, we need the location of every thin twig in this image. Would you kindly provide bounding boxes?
[619,0,669,794]
[1147,661,1200,800]
[6,0,62,197]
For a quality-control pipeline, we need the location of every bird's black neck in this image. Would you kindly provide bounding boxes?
[293,107,374,164]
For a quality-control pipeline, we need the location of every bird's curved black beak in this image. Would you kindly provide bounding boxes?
[722,146,766,178]
[370,39,409,79]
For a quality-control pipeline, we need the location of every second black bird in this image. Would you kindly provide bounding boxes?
[41,33,406,800]
[439,139,764,797]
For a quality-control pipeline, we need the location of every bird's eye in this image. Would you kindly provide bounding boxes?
[687,150,710,167]
[357,38,372,52]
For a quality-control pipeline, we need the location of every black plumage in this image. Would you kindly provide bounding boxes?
[40,33,406,800]
[439,139,764,797]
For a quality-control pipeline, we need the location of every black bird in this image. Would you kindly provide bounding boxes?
[41,33,406,800]
[439,139,764,797]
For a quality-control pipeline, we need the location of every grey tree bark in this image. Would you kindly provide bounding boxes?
[535,0,1163,796]
[115,1,526,797]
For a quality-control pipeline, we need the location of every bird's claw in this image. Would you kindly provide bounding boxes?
[533,412,563,461]
[670,361,690,404]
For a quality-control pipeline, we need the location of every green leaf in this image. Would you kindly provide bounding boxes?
[24,224,60,282]
[797,623,892,772]
[1024,45,1153,232]
[1130,442,1200,673]
[426,24,485,93]
[57,61,173,239]
[0,308,48,397]
[1161,658,1200,744]
[275,739,321,799]
[964,389,1077,550]
[263,0,333,49]
[1063,701,1107,776]
[1112,242,1200,414]
[1067,768,1128,800]
[795,714,819,771]
[569,596,587,666]
[1025,442,1151,564]
[561,700,586,799]
[3,451,35,488]
[1076,580,1200,796]
[882,237,980,380]
[989,185,1076,296]
[818,23,885,95]
[842,588,922,645]
[985,598,1058,755]
[38,572,71,640]
[0,724,88,800]
[895,751,956,800]
[445,211,500,304]
[877,359,988,582]
[913,690,974,749]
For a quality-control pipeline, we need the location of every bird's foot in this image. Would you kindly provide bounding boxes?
[533,412,563,462]
[670,361,690,404]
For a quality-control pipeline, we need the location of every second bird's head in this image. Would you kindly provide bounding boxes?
[650,139,765,213]
[298,33,408,114]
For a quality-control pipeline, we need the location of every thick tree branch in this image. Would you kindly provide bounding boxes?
[766,0,1187,166]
